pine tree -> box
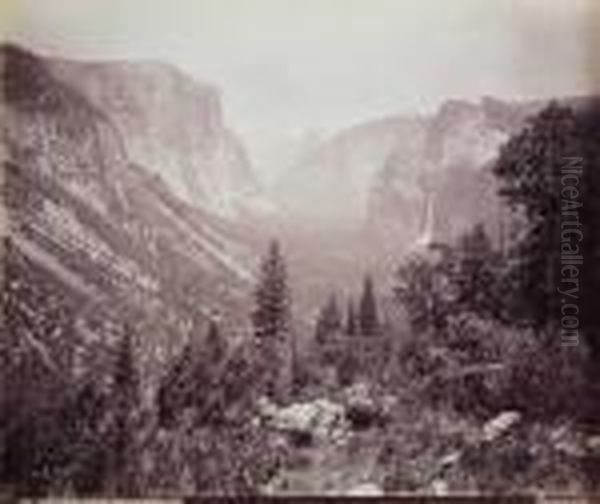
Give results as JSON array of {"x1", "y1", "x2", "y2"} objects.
[
  {"x1": 251, "y1": 240, "x2": 292, "y2": 397},
  {"x1": 110, "y1": 328, "x2": 140, "y2": 494},
  {"x1": 252, "y1": 240, "x2": 291, "y2": 341},
  {"x1": 358, "y1": 274, "x2": 379, "y2": 336},
  {"x1": 203, "y1": 319, "x2": 229, "y2": 424},
  {"x1": 346, "y1": 298, "x2": 357, "y2": 336},
  {"x1": 492, "y1": 101, "x2": 581, "y2": 326}
]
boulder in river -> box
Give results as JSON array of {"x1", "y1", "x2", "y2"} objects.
[
  {"x1": 258, "y1": 396, "x2": 347, "y2": 445},
  {"x1": 344, "y1": 382, "x2": 393, "y2": 430}
]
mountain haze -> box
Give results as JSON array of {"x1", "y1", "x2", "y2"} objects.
[{"x1": 277, "y1": 97, "x2": 547, "y2": 254}]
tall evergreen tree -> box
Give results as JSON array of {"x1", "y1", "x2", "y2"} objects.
[
  {"x1": 110, "y1": 328, "x2": 140, "y2": 494},
  {"x1": 252, "y1": 240, "x2": 291, "y2": 341},
  {"x1": 203, "y1": 319, "x2": 229, "y2": 423},
  {"x1": 358, "y1": 274, "x2": 379, "y2": 336},
  {"x1": 251, "y1": 240, "x2": 292, "y2": 397}
]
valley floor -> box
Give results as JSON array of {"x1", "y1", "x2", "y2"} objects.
[{"x1": 255, "y1": 384, "x2": 593, "y2": 496}]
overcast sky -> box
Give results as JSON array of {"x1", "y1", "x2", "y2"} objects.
[{"x1": 4, "y1": 0, "x2": 598, "y2": 180}]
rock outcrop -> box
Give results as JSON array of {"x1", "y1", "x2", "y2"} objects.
[{"x1": 48, "y1": 52, "x2": 269, "y2": 219}]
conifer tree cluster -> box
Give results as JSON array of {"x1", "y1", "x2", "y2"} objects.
[
  {"x1": 314, "y1": 274, "x2": 380, "y2": 342},
  {"x1": 4, "y1": 324, "x2": 145, "y2": 494},
  {"x1": 493, "y1": 102, "x2": 581, "y2": 326},
  {"x1": 315, "y1": 293, "x2": 342, "y2": 343},
  {"x1": 493, "y1": 101, "x2": 600, "y2": 430},
  {"x1": 157, "y1": 318, "x2": 228, "y2": 428}
]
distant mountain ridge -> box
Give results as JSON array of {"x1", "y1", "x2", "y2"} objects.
[
  {"x1": 272, "y1": 116, "x2": 429, "y2": 226},
  {"x1": 369, "y1": 97, "x2": 546, "y2": 250},
  {"x1": 276, "y1": 96, "x2": 552, "y2": 253}
]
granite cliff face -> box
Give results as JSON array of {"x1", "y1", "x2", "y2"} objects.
[
  {"x1": 278, "y1": 97, "x2": 545, "y2": 253},
  {"x1": 273, "y1": 117, "x2": 428, "y2": 227},
  {"x1": 48, "y1": 56, "x2": 268, "y2": 219},
  {"x1": 369, "y1": 97, "x2": 543, "y2": 249},
  {"x1": 1, "y1": 45, "x2": 257, "y2": 425}
]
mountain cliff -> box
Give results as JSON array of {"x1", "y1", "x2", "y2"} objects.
[
  {"x1": 273, "y1": 117, "x2": 428, "y2": 227},
  {"x1": 369, "y1": 97, "x2": 543, "y2": 252},
  {"x1": 47, "y1": 54, "x2": 269, "y2": 219},
  {"x1": 277, "y1": 97, "x2": 546, "y2": 254},
  {"x1": 1, "y1": 45, "x2": 257, "y2": 430}
]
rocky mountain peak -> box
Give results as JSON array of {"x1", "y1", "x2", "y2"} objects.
[{"x1": 42, "y1": 53, "x2": 266, "y2": 219}]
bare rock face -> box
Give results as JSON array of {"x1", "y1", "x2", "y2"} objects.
[
  {"x1": 2, "y1": 45, "x2": 257, "y2": 425},
  {"x1": 274, "y1": 116, "x2": 427, "y2": 227},
  {"x1": 258, "y1": 396, "x2": 348, "y2": 445},
  {"x1": 278, "y1": 97, "x2": 544, "y2": 255},
  {"x1": 48, "y1": 55, "x2": 267, "y2": 219},
  {"x1": 369, "y1": 98, "x2": 545, "y2": 252}
]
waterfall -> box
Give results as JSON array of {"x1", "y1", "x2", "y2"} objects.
[{"x1": 414, "y1": 191, "x2": 435, "y2": 248}]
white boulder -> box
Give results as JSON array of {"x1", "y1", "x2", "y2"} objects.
[
  {"x1": 483, "y1": 410, "x2": 522, "y2": 442},
  {"x1": 259, "y1": 396, "x2": 347, "y2": 443}
]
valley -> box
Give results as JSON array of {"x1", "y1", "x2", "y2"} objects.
[{"x1": 1, "y1": 43, "x2": 596, "y2": 496}]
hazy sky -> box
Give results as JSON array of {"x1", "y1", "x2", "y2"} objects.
[{"x1": 4, "y1": 0, "x2": 598, "y2": 180}]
